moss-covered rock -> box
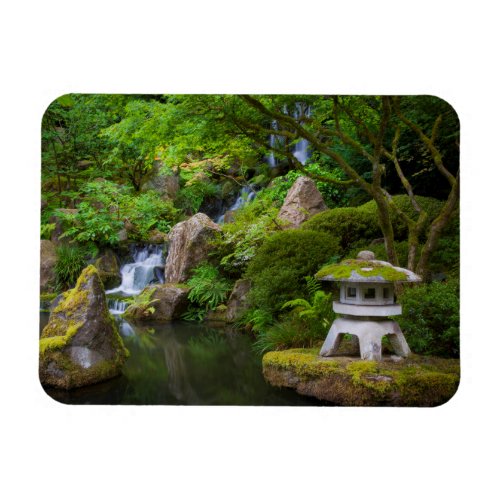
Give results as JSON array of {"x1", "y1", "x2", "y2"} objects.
[
  {"x1": 94, "y1": 249, "x2": 121, "y2": 289},
  {"x1": 39, "y1": 265, "x2": 128, "y2": 390},
  {"x1": 262, "y1": 348, "x2": 460, "y2": 406},
  {"x1": 123, "y1": 283, "x2": 190, "y2": 322}
]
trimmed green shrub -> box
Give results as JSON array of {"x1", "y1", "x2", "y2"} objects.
[
  {"x1": 397, "y1": 279, "x2": 459, "y2": 357},
  {"x1": 302, "y1": 206, "x2": 380, "y2": 254},
  {"x1": 245, "y1": 229, "x2": 340, "y2": 315}
]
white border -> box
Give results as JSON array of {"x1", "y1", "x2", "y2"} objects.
[{"x1": 2, "y1": 1, "x2": 499, "y2": 499}]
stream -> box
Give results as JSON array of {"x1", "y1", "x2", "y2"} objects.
[{"x1": 40, "y1": 312, "x2": 318, "y2": 405}]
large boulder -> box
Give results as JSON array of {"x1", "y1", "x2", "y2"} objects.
[
  {"x1": 94, "y1": 249, "x2": 121, "y2": 289},
  {"x1": 226, "y1": 279, "x2": 251, "y2": 322},
  {"x1": 278, "y1": 176, "x2": 327, "y2": 228},
  {"x1": 123, "y1": 284, "x2": 190, "y2": 322},
  {"x1": 164, "y1": 213, "x2": 221, "y2": 283},
  {"x1": 39, "y1": 265, "x2": 128, "y2": 390},
  {"x1": 40, "y1": 239, "x2": 57, "y2": 292}
]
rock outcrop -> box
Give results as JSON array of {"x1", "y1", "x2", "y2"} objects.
[
  {"x1": 40, "y1": 239, "x2": 57, "y2": 292},
  {"x1": 39, "y1": 265, "x2": 128, "y2": 390},
  {"x1": 123, "y1": 284, "x2": 190, "y2": 322},
  {"x1": 262, "y1": 348, "x2": 460, "y2": 407},
  {"x1": 225, "y1": 279, "x2": 251, "y2": 322},
  {"x1": 141, "y1": 161, "x2": 180, "y2": 200},
  {"x1": 278, "y1": 176, "x2": 327, "y2": 227},
  {"x1": 94, "y1": 249, "x2": 121, "y2": 289},
  {"x1": 164, "y1": 213, "x2": 221, "y2": 283}
]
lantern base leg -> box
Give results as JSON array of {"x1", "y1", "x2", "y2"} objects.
[{"x1": 320, "y1": 317, "x2": 411, "y2": 361}]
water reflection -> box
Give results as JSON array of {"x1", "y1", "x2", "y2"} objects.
[{"x1": 41, "y1": 314, "x2": 319, "y2": 406}]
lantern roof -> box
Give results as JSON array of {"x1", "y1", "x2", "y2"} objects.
[{"x1": 316, "y1": 250, "x2": 422, "y2": 284}]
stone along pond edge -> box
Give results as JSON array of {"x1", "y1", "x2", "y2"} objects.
[{"x1": 262, "y1": 348, "x2": 460, "y2": 407}]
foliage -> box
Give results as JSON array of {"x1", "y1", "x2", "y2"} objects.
[
  {"x1": 253, "y1": 276, "x2": 335, "y2": 354},
  {"x1": 245, "y1": 229, "x2": 340, "y2": 315},
  {"x1": 54, "y1": 245, "x2": 88, "y2": 291},
  {"x1": 359, "y1": 195, "x2": 447, "y2": 241},
  {"x1": 267, "y1": 166, "x2": 350, "y2": 208},
  {"x1": 252, "y1": 317, "x2": 327, "y2": 355},
  {"x1": 123, "y1": 287, "x2": 160, "y2": 318},
  {"x1": 397, "y1": 279, "x2": 459, "y2": 357},
  {"x1": 186, "y1": 264, "x2": 233, "y2": 313},
  {"x1": 41, "y1": 223, "x2": 56, "y2": 240},
  {"x1": 56, "y1": 180, "x2": 179, "y2": 246},
  {"x1": 302, "y1": 205, "x2": 380, "y2": 255},
  {"x1": 122, "y1": 191, "x2": 179, "y2": 240}
]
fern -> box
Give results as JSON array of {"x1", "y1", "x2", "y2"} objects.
[{"x1": 187, "y1": 264, "x2": 232, "y2": 311}]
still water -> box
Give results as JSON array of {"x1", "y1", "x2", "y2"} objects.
[{"x1": 40, "y1": 313, "x2": 318, "y2": 405}]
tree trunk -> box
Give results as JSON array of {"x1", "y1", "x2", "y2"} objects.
[
  {"x1": 416, "y1": 178, "x2": 459, "y2": 280},
  {"x1": 373, "y1": 191, "x2": 399, "y2": 266}
]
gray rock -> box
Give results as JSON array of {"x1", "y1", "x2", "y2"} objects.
[
  {"x1": 357, "y1": 250, "x2": 375, "y2": 260},
  {"x1": 278, "y1": 176, "x2": 327, "y2": 227},
  {"x1": 95, "y1": 249, "x2": 121, "y2": 289},
  {"x1": 123, "y1": 284, "x2": 190, "y2": 322},
  {"x1": 142, "y1": 161, "x2": 180, "y2": 200},
  {"x1": 226, "y1": 279, "x2": 251, "y2": 322},
  {"x1": 164, "y1": 213, "x2": 221, "y2": 283},
  {"x1": 40, "y1": 239, "x2": 57, "y2": 292},
  {"x1": 39, "y1": 265, "x2": 128, "y2": 390}
]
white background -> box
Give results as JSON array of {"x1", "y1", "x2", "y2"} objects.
[{"x1": 1, "y1": 1, "x2": 498, "y2": 499}]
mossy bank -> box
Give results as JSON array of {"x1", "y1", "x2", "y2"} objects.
[{"x1": 262, "y1": 348, "x2": 460, "y2": 406}]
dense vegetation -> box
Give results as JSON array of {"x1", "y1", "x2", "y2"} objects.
[{"x1": 41, "y1": 94, "x2": 460, "y2": 358}]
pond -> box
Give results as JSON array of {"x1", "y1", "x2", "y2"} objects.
[{"x1": 40, "y1": 313, "x2": 320, "y2": 406}]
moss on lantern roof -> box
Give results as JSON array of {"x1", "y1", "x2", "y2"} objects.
[{"x1": 316, "y1": 259, "x2": 416, "y2": 283}]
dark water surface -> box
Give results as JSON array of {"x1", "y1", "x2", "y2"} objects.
[{"x1": 40, "y1": 313, "x2": 319, "y2": 405}]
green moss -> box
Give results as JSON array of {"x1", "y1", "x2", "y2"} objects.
[
  {"x1": 262, "y1": 348, "x2": 460, "y2": 406},
  {"x1": 264, "y1": 349, "x2": 340, "y2": 378},
  {"x1": 40, "y1": 321, "x2": 84, "y2": 356},
  {"x1": 316, "y1": 259, "x2": 408, "y2": 282},
  {"x1": 40, "y1": 292, "x2": 58, "y2": 302}
]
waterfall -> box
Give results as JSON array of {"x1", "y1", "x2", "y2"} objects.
[
  {"x1": 106, "y1": 245, "x2": 165, "y2": 297},
  {"x1": 267, "y1": 103, "x2": 311, "y2": 167},
  {"x1": 215, "y1": 185, "x2": 256, "y2": 224},
  {"x1": 107, "y1": 298, "x2": 129, "y2": 315},
  {"x1": 292, "y1": 103, "x2": 311, "y2": 165},
  {"x1": 267, "y1": 120, "x2": 278, "y2": 168}
]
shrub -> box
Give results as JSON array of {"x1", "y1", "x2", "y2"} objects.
[
  {"x1": 302, "y1": 206, "x2": 380, "y2": 254},
  {"x1": 245, "y1": 229, "x2": 340, "y2": 315},
  {"x1": 123, "y1": 191, "x2": 179, "y2": 240},
  {"x1": 54, "y1": 245, "x2": 88, "y2": 291},
  {"x1": 397, "y1": 279, "x2": 459, "y2": 357}
]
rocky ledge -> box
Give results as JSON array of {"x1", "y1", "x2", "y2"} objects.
[{"x1": 262, "y1": 348, "x2": 460, "y2": 407}]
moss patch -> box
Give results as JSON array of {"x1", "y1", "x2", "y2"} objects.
[
  {"x1": 262, "y1": 348, "x2": 460, "y2": 406},
  {"x1": 316, "y1": 259, "x2": 408, "y2": 282}
]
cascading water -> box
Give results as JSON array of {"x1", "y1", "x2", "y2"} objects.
[
  {"x1": 106, "y1": 245, "x2": 165, "y2": 297},
  {"x1": 267, "y1": 103, "x2": 311, "y2": 166},
  {"x1": 292, "y1": 103, "x2": 311, "y2": 164},
  {"x1": 215, "y1": 185, "x2": 256, "y2": 224},
  {"x1": 267, "y1": 120, "x2": 279, "y2": 168}
]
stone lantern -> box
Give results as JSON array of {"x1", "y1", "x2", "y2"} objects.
[{"x1": 315, "y1": 250, "x2": 421, "y2": 361}]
